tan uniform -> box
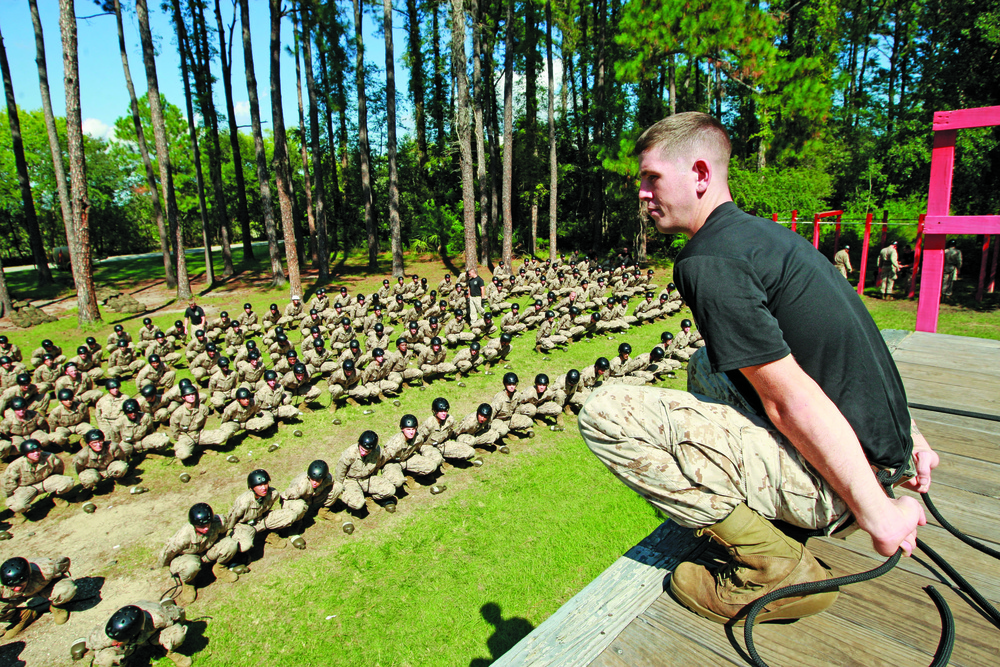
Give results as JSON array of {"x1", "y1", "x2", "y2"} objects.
[
  {"x1": 31, "y1": 362, "x2": 61, "y2": 396},
  {"x1": 185, "y1": 336, "x2": 208, "y2": 362},
  {"x1": 325, "y1": 367, "x2": 363, "y2": 403},
  {"x1": 169, "y1": 402, "x2": 234, "y2": 461},
  {"x1": 359, "y1": 359, "x2": 400, "y2": 398},
  {"x1": 1, "y1": 409, "x2": 52, "y2": 454},
  {"x1": 225, "y1": 488, "x2": 297, "y2": 552},
  {"x1": 535, "y1": 318, "x2": 568, "y2": 351},
  {"x1": 417, "y1": 346, "x2": 456, "y2": 379},
  {"x1": 419, "y1": 414, "x2": 473, "y2": 462},
  {"x1": 220, "y1": 398, "x2": 274, "y2": 433},
  {"x1": 490, "y1": 389, "x2": 533, "y2": 433},
  {"x1": 279, "y1": 301, "x2": 304, "y2": 327},
  {"x1": 281, "y1": 471, "x2": 336, "y2": 523},
  {"x1": 254, "y1": 384, "x2": 300, "y2": 421},
  {"x1": 516, "y1": 387, "x2": 564, "y2": 419},
  {"x1": 878, "y1": 245, "x2": 901, "y2": 297},
  {"x1": 238, "y1": 310, "x2": 261, "y2": 334},
  {"x1": 106, "y1": 346, "x2": 144, "y2": 379},
  {"x1": 833, "y1": 248, "x2": 853, "y2": 278},
  {"x1": 452, "y1": 412, "x2": 502, "y2": 452},
  {"x1": 452, "y1": 348, "x2": 484, "y2": 375},
  {"x1": 110, "y1": 411, "x2": 171, "y2": 457},
  {"x1": 381, "y1": 430, "x2": 442, "y2": 485},
  {"x1": 189, "y1": 351, "x2": 220, "y2": 383},
  {"x1": 95, "y1": 391, "x2": 130, "y2": 434},
  {"x1": 86, "y1": 600, "x2": 187, "y2": 667},
  {"x1": 332, "y1": 444, "x2": 395, "y2": 510},
  {"x1": 73, "y1": 442, "x2": 129, "y2": 488},
  {"x1": 46, "y1": 401, "x2": 94, "y2": 447},
  {"x1": 135, "y1": 362, "x2": 176, "y2": 393},
  {"x1": 208, "y1": 369, "x2": 240, "y2": 409},
  {"x1": 0, "y1": 557, "x2": 77, "y2": 612},
  {"x1": 385, "y1": 349, "x2": 423, "y2": 385},
  {"x1": 2, "y1": 452, "x2": 74, "y2": 513},
  {"x1": 158, "y1": 516, "x2": 237, "y2": 583},
  {"x1": 54, "y1": 372, "x2": 103, "y2": 406}
]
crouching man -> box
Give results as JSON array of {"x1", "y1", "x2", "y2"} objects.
[
  {"x1": 158, "y1": 503, "x2": 238, "y2": 606},
  {"x1": 1, "y1": 555, "x2": 77, "y2": 639},
  {"x1": 75, "y1": 601, "x2": 192, "y2": 667}
]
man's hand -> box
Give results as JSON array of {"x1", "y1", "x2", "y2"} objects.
[
  {"x1": 864, "y1": 495, "x2": 926, "y2": 557},
  {"x1": 900, "y1": 429, "x2": 939, "y2": 494}
]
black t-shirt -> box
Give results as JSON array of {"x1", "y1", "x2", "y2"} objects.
[
  {"x1": 674, "y1": 202, "x2": 912, "y2": 470},
  {"x1": 468, "y1": 276, "x2": 485, "y2": 297},
  {"x1": 184, "y1": 306, "x2": 205, "y2": 326}
]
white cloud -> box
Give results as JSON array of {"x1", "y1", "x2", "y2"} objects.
[
  {"x1": 234, "y1": 101, "x2": 250, "y2": 123},
  {"x1": 83, "y1": 118, "x2": 115, "y2": 141}
]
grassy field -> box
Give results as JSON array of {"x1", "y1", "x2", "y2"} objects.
[{"x1": 2, "y1": 246, "x2": 997, "y2": 666}]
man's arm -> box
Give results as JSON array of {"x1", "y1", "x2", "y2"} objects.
[{"x1": 740, "y1": 354, "x2": 933, "y2": 557}]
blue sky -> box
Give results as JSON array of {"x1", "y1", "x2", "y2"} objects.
[{"x1": 0, "y1": 0, "x2": 403, "y2": 140}]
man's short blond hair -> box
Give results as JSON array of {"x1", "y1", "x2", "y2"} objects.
[{"x1": 633, "y1": 112, "x2": 731, "y2": 168}]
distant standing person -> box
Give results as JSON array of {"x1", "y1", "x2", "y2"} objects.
[
  {"x1": 942, "y1": 239, "x2": 962, "y2": 297},
  {"x1": 877, "y1": 241, "x2": 901, "y2": 299},
  {"x1": 183, "y1": 300, "x2": 205, "y2": 341},
  {"x1": 467, "y1": 269, "x2": 486, "y2": 324},
  {"x1": 833, "y1": 244, "x2": 852, "y2": 279}
]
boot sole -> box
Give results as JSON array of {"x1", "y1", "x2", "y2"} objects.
[{"x1": 669, "y1": 575, "x2": 839, "y2": 625}]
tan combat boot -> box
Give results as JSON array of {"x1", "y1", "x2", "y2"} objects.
[
  {"x1": 51, "y1": 604, "x2": 70, "y2": 625},
  {"x1": 175, "y1": 582, "x2": 197, "y2": 606},
  {"x1": 212, "y1": 562, "x2": 239, "y2": 583},
  {"x1": 264, "y1": 532, "x2": 287, "y2": 549},
  {"x1": 165, "y1": 651, "x2": 193, "y2": 667},
  {"x1": 669, "y1": 503, "x2": 838, "y2": 625},
  {"x1": 3, "y1": 608, "x2": 40, "y2": 639}
]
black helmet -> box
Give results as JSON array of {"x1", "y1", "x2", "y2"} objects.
[
  {"x1": 0, "y1": 336, "x2": 6, "y2": 344},
  {"x1": 667, "y1": 282, "x2": 676, "y2": 290},
  {"x1": 400, "y1": 414, "x2": 418, "y2": 429},
  {"x1": 512, "y1": 302, "x2": 520, "y2": 310},
  {"x1": 535, "y1": 373, "x2": 549, "y2": 386},
  {"x1": 106, "y1": 606, "x2": 144, "y2": 642},
  {"x1": 309, "y1": 326, "x2": 321, "y2": 335},
  {"x1": 9, "y1": 397, "x2": 26, "y2": 411},
  {"x1": 155, "y1": 331, "x2": 166, "y2": 339},
  {"x1": 373, "y1": 347, "x2": 385, "y2": 358},
  {"x1": 77, "y1": 345, "x2": 88, "y2": 356},
  {"x1": 341, "y1": 317, "x2": 351, "y2": 326},
  {"x1": 57, "y1": 388, "x2": 74, "y2": 402},
  {"x1": 248, "y1": 350, "x2": 261, "y2": 360},
  {"x1": 106, "y1": 378, "x2": 121, "y2": 390},
  {"x1": 247, "y1": 469, "x2": 270, "y2": 488},
  {"x1": 661, "y1": 331, "x2": 674, "y2": 343},
  {"x1": 308, "y1": 460, "x2": 329, "y2": 481},
  {"x1": 15, "y1": 373, "x2": 30, "y2": 386},
  {"x1": 470, "y1": 342, "x2": 480, "y2": 352},
  {"x1": 123, "y1": 399, "x2": 140, "y2": 414},
  {"x1": 681, "y1": 318, "x2": 692, "y2": 328},
  {"x1": 114, "y1": 324, "x2": 124, "y2": 333},
  {"x1": 408, "y1": 321, "x2": 418, "y2": 330},
  {"x1": 570, "y1": 306, "x2": 581, "y2": 316},
  {"x1": 180, "y1": 384, "x2": 198, "y2": 397},
  {"x1": 503, "y1": 372, "x2": 518, "y2": 386},
  {"x1": 483, "y1": 312, "x2": 493, "y2": 321},
  {"x1": 285, "y1": 350, "x2": 297, "y2": 359},
  {"x1": 196, "y1": 329, "x2": 206, "y2": 338},
  {"x1": 358, "y1": 430, "x2": 379, "y2": 449},
  {"x1": 545, "y1": 310, "x2": 555, "y2": 318},
  {"x1": 591, "y1": 312, "x2": 601, "y2": 321},
  {"x1": 374, "y1": 323, "x2": 384, "y2": 333},
  {"x1": 236, "y1": 387, "x2": 251, "y2": 400},
  {"x1": 220, "y1": 311, "x2": 230, "y2": 319},
  {"x1": 618, "y1": 343, "x2": 632, "y2": 356},
  {"x1": 500, "y1": 333, "x2": 512, "y2": 344},
  {"x1": 140, "y1": 384, "x2": 157, "y2": 399},
  {"x1": 246, "y1": 340, "x2": 257, "y2": 350},
  {"x1": 428, "y1": 316, "x2": 438, "y2": 325},
  {"x1": 477, "y1": 403, "x2": 493, "y2": 419},
  {"x1": 432, "y1": 397, "x2": 450, "y2": 413},
  {"x1": 293, "y1": 362, "x2": 308, "y2": 375},
  {"x1": 349, "y1": 339, "x2": 361, "y2": 350},
  {"x1": 264, "y1": 370, "x2": 278, "y2": 382},
  {"x1": 534, "y1": 300, "x2": 543, "y2": 307},
  {"x1": 270, "y1": 303, "x2": 278, "y2": 311},
  {"x1": 0, "y1": 557, "x2": 30, "y2": 588},
  {"x1": 142, "y1": 318, "x2": 152, "y2": 326},
  {"x1": 312, "y1": 338, "x2": 325, "y2": 348},
  {"x1": 86, "y1": 336, "x2": 97, "y2": 346},
  {"x1": 217, "y1": 356, "x2": 230, "y2": 368},
  {"x1": 310, "y1": 308, "x2": 318, "y2": 316},
  {"x1": 566, "y1": 369, "x2": 581, "y2": 385},
  {"x1": 594, "y1": 356, "x2": 611, "y2": 372},
  {"x1": 650, "y1": 347, "x2": 665, "y2": 362},
  {"x1": 19, "y1": 439, "x2": 41, "y2": 455},
  {"x1": 342, "y1": 359, "x2": 355, "y2": 374},
  {"x1": 431, "y1": 337, "x2": 442, "y2": 347},
  {"x1": 206, "y1": 343, "x2": 218, "y2": 352},
  {"x1": 189, "y1": 503, "x2": 213, "y2": 527}
]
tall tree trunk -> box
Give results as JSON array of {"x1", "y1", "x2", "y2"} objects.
[
  {"x1": 591, "y1": 0, "x2": 606, "y2": 251},
  {"x1": 451, "y1": 0, "x2": 477, "y2": 270},
  {"x1": 317, "y1": 37, "x2": 341, "y2": 246},
  {"x1": 353, "y1": 0, "x2": 378, "y2": 269},
  {"x1": 472, "y1": 0, "x2": 489, "y2": 267},
  {"x1": 136, "y1": 0, "x2": 190, "y2": 299},
  {"x1": 214, "y1": 0, "x2": 253, "y2": 261},
  {"x1": 668, "y1": 54, "x2": 676, "y2": 115},
  {"x1": 112, "y1": 0, "x2": 173, "y2": 287},
  {"x1": 406, "y1": 0, "x2": 427, "y2": 173},
  {"x1": 485, "y1": 24, "x2": 500, "y2": 253},
  {"x1": 191, "y1": 0, "x2": 234, "y2": 279},
  {"x1": 58, "y1": 0, "x2": 100, "y2": 324},
  {"x1": 302, "y1": 3, "x2": 329, "y2": 278},
  {"x1": 270, "y1": 0, "x2": 302, "y2": 297},
  {"x1": 501, "y1": 0, "x2": 514, "y2": 266},
  {"x1": 292, "y1": 7, "x2": 317, "y2": 267},
  {"x1": 431, "y1": 3, "x2": 446, "y2": 155},
  {"x1": 0, "y1": 256, "x2": 12, "y2": 317},
  {"x1": 239, "y1": 0, "x2": 284, "y2": 286},
  {"x1": 545, "y1": 0, "x2": 557, "y2": 260},
  {"x1": 170, "y1": 0, "x2": 214, "y2": 288},
  {"x1": 384, "y1": 0, "x2": 404, "y2": 277},
  {"x1": 0, "y1": 25, "x2": 52, "y2": 285},
  {"x1": 526, "y1": 0, "x2": 538, "y2": 256},
  {"x1": 28, "y1": 0, "x2": 71, "y2": 273}
]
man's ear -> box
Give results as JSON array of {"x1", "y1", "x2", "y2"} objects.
[{"x1": 694, "y1": 159, "x2": 711, "y2": 194}]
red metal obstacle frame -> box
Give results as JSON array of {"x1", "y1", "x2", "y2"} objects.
[{"x1": 916, "y1": 106, "x2": 1000, "y2": 332}]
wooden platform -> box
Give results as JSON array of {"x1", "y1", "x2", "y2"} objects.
[{"x1": 495, "y1": 330, "x2": 1000, "y2": 667}]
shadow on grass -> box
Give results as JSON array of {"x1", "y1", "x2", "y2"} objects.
[{"x1": 469, "y1": 602, "x2": 535, "y2": 667}]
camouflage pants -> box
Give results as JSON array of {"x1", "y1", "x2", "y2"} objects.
[
  {"x1": 79, "y1": 461, "x2": 129, "y2": 488},
  {"x1": 336, "y1": 475, "x2": 396, "y2": 510},
  {"x1": 578, "y1": 349, "x2": 847, "y2": 531},
  {"x1": 457, "y1": 426, "x2": 504, "y2": 448},
  {"x1": 118, "y1": 432, "x2": 172, "y2": 458},
  {"x1": 538, "y1": 335, "x2": 568, "y2": 351},
  {"x1": 382, "y1": 446, "x2": 444, "y2": 485},
  {"x1": 174, "y1": 424, "x2": 237, "y2": 461},
  {"x1": 6, "y1": 475, "x2": 75, "y2": 513},
  {"x1": 169, "y1": 541, "x2": 238, "y2": 582},
  {"x1": 231, "y1": 509, "x2": 299, "y2": 552},
  {"x1": 517, "y1": 403, "x2": 562, "y2": 419}
]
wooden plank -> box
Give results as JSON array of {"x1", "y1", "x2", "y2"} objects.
[
  {"x1": 493, "y1": 520, "x2": 707, "y2": 667},
  {"x1": 902, "y1": 331, "x2": 1000, "y2": 351},
  {"x1": 894, "y1": 353, "x2": 1000, "y2": 379},
  {"x1": 914, "y1": 409, "x2": 1000, "y2": 465},
  {"x1": 811, "y1": 540, "x2": 1000, "y2": 667},
  {"x1": 931, "y1": 450, "x2": 1000, "y2": 499},
  {"x1": 896, "y1": 484, "x2": 1000, "y2": 545}
]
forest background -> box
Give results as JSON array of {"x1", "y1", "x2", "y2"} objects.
[{"x1": 0, "y1": 0, "x2": 998, "y2": 323}]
